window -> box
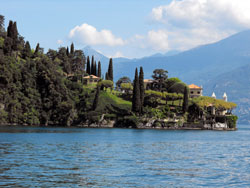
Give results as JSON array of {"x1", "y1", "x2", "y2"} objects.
[
  {"x1": 191, "y1": 91, "x2": 194, "y2": 94},
  {"x1": 197, "y1": 91, "x2": 200, "y2": 94}
]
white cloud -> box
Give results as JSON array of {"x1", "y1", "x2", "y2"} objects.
[
  {"x1": 151, "y1": 0, "x2": 250, "y2": 29},
  {"x1": 147, "y1": 30, "x2": 169, "y2": 51},
  {"x1": 130, "y1": 30, "x2": 169, "y2": 51},
  {"x1": 109, "y1": 51, "x2": 125, "y2": 58},
  {"x1": 149, "y1": 0, "x2": 250, "y2": 50},
  {"x1": 69, "y1": 23, "x2": 125, "y2": 46},
  {"x1": 57, "y1": 39, "x2": 63, "y2": 45}
]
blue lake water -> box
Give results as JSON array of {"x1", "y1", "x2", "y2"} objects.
[{"x1": 0, "y1": 125, "x2": 250, "y2": 187}]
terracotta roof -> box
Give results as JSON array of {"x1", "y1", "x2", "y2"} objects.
[
  {"x1": 189, "y1": 84, "x2": 202, "y2": 89},
  {"x1": 83, "y1": 75, "x2": 100, "y2": 79},
  {"x1": 144, "y1": 79, "x2": 154, "y2": 83}
]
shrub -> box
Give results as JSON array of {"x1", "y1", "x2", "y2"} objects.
[
  {"x1": 226, "y1": 115, "x2": 238, "y2": 128},
  {"x1": 115, "y1": 115, "x2": 138, "y2": 128}
]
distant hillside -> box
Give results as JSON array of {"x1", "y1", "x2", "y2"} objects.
[
  {"x1": 204, "y1": 63, "x2": 250, "y2": 124},
  {"x1": 114, "y1": 30, "x2": 250, "y2": 83},
  {"x1": 82, "y1": 46, "x2": 130, "y2": 76},
  {"x1": 83, "y1": 31, "x2": 250, "y2": 123}
]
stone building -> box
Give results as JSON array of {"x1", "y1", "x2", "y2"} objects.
[
  {"x1": 83, "y1": 75, "x2": 100, "y2": 85},
  {"x1": 189, "y1": 84, "x2": 203, "y2": 98}
]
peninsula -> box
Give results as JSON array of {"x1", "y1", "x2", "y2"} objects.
[{"x1": 0, "y1": 16, "x2": 238, "y2": 130}]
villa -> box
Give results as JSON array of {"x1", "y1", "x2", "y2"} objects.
[
  {"x1": 83, "y1": 75, "x2": 100, "y2": 85},
  {"x1": 189, "y1": 84, "x2": 203, "y2": 98}
]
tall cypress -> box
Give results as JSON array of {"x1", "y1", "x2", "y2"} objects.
[
  {"x1": 11, "y1": 22, "x2": 18, "y2": 51},
  {"x1": 105, "y1": 72, "x2": 109, "y2": 80},
  {"x1": 23, "y1": 41, "x2": 31, "y2": 58},
  {"x1": 91, "y1": 56, "x2": 94, "y2": 75},
  {"x1": 7, "y1": 20, "x2": 13, "y2": 38},
  {"x1": 97, "y1": 61, "x2": 101, "y2": 77},
  {"x1": 92, "y1": 86, "x2": 100, "y2": 110},
  {"x1": 139, "y1": 66, "x2": 144, "y2": 113},
  {"x1": 108, "y1": 58, "x2": 113, "y2": 81},
  {"x1": 90, "y1": 59, "x2": 94, "y2": 75},
  {"x1": 34, "y1": 43, "x2": 40, "y2": 56},
  {"x1": 132, "y1": 68, "x2": 141, "y2": 113},
  {"x1": 94, "y1": 61, "x2": 97, "y2": 76},
  {"x1": 70, "y1": 43, "x2": 74, "y2": 55},
  {"x1": 182, "y1": 86, "x2": 189, "y2": 113},
  {"x1": 66, "y1": 47, "x2": 69, "y2": 56},
  {"x1": 86, "y1": 56, "x2": 90, "y2": 75}
]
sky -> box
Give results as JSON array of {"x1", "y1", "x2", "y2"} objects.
[{"x1": 1, "y1": 0, "x2": 250, "y2": 58}]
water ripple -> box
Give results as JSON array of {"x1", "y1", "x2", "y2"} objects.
[{"x1": 0, "y1": 125, "x2": 250, "y2": 187}]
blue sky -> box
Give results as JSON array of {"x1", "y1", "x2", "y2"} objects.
[{"x1": 1, "y1": 0, "x2": 250, "y2": 58}]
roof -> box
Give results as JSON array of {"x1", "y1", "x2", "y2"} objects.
[
  {"x1": 189, "y1": 84, "x2": 202, "y2": 89},
  {"x1": 144, "y1": 79, "x2": 154, "y2": 83},
  {"x1": 83, "y1": 75, "x2": 100, "y2": 79}
]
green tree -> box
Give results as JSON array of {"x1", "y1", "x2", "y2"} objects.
[
  {"x1": 22, "y1": 41, "x2": 31, "y2": 58},
  {"x1": 11, "y1": 22, "x2": 18, "y2": 51},
  {"x1": 132, "y1": 68, "x2": 141, "y2": 113},
  {"x1": 90, "y1": 56, "x2": 94, "y2": 75},
  {"x1": 34, "y1": 43, "x2": 43, "y2": 57},
  {"x1": 97, "y1": 61, "x2": 101, "y2": 77},
  {"x1": 3, "y1": 37, "x2": 12, "y2": 55},
  {"x1": 98, "y1": 80, "x2": 113, "y2": 90},
  {"x1": 108, "y1": 58, "x2": 113, "y2": 81},
  {"x1": 86, "y1": 56, "x2": 90, "y2": 75},
  {"x1": 168, "y1": 82, "x2": 187, "y2": 94},
  {"x1": 182, "y1": 86, "x2": 189, "y2": 113},
  {"x1": 152, "y1": 69, "x2": 168, "y2": 91},
  {"x1": 139, "y1": 66, "x2": 144, "y2": 113},
  {"x1": 7, "y1": 20, "x2": 13, "y2": 38},
  {"x1": 70, "y1": 43, "x2": 74, "y2": 55},
  {"x1": 0, "y1": 15, "x2": 5, "y2": 35},
  {"x1": 165, "y1": 77, "x2": 182, "y2": 91},
  {"x1": 92, "y1": 86, "x2": 100, "y2": 110},
  {"x1": 93, "y1": 61, "x2": 97, "y2": 76},
  {"x1": 66, "y1": 46, "x2": 69, "y2": 56},
  {"x1": 105, "y1": 72, "x2": 109, "y2": 80},
  {"x1": 116, "y1": 76, "x2": 131, "y2": 89},
  {"x1": 120, "y1": 83, "x2": 133, "y2": 94}
]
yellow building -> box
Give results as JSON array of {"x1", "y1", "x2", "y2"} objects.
[
  {"x1": 189, "y1": 84, "x2": 203, "y2": 98},
  {"x1": 83, "y1": 75, "x2": 100, "y2": 85}
]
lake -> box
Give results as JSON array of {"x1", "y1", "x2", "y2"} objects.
[{"x1": 0, "y1": 125, "x2": 250, "y2": 187}]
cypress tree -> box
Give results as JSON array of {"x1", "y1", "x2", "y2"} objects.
[
  {"x1": 92, "y1": 86, "x2": 100, "y2": 110},
  {"x1": 139, "y1": 66, "x2": 145, "y2": 113},
  {"x1": 105, "y1": 72, "x2": 109, "y2": 80},
  {"x1": 182, "y1": 86, "x2": 189, "y2": 113},
  {"x1": 86, "y1": 56, "x2": 90, "y2": 75},
  {"x1": 94, "y1": 61, "x2": 97, "y2": 76},
  {"x1": 66, "y1": 47, "x2": 69, "y2": 56},
  {"x1": 91, "y1": 56, "x2": 94, "y2": 75},
  {"x1": 12, "y1": 22, "x2": 18, "y2": 50},
  {"x1": 7, "y1": 20, "x2": 13, "y2": 38},
  {"x1": 23, "y1": 41, "x2": 31, "y2": 58},
  {"x1": 34, "y1": 43, "x2": 40, "y2": 56},
  {"x1": 97, "y1": 61, "x2": 101, "y2": 77},
  {"x1": 0, "y1": 15, "x2": 4, "y2": 34},
  {"x1": 90, "y1": 59, "x2": 94, "y2": 75},
  {"x1": 132, "y1": 68, "x2": 141, "y2": 113},
  {"x1": 108, "y1": 58, "x2": 113, "y2": 81},
  {"x1": 70, "y1": 43, "x2": 74, "y2": 55}
]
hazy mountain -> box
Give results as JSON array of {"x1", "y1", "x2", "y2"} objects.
[
  {"x1": 82, "y1": 30, "x2": 250, "y2": 123},
  {"x1": 203, "y1": 63, "x2": 250, "y2": 124},
  {"x1": 145, "y1": 50, "x2": 181, "y2": 58},
  {"x1": 82, "y1": 46, "x2": 130, "y2": 76},
  {"x1": 114, "y1": 30, "x2": 250, "y2": 84}
]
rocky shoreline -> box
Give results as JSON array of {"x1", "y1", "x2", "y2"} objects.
[{"x1": 0, "y1": 118, "x2": 237, "y2": 131}]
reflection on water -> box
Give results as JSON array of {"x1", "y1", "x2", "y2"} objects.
[{"x1": 0, "y1": 125, "x2": 250, "y2": 187}]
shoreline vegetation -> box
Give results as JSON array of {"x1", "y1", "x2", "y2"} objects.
[{"x1": 0, "y1": 16, "x2": 238, "y2": 131}]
